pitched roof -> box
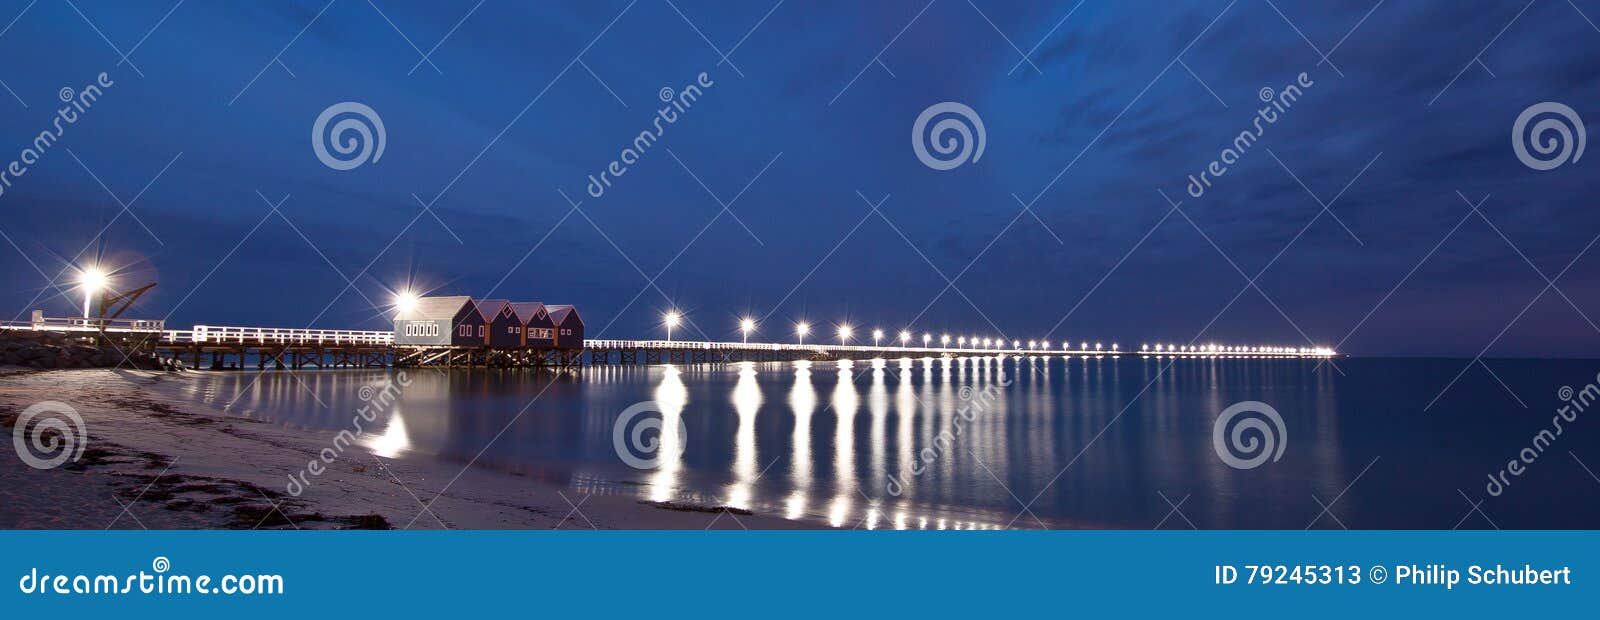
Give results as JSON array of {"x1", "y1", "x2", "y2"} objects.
[
  {"x1": 509, "y1": 302, "x2": 546, "y2": 324},
  {"x1": 546, "y1": 304, "x2": 581, "y2": 325},
  {"x1": 396, "y1": 295, "x2": 474, "y2": 322},
  {"x1": 475, "y1": 299, "x2": 511, "y2": 322}
]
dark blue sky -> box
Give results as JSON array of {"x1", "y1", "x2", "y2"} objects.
[{"x1": 1, "y1": 0, "x2": 1597, "y2": 356}]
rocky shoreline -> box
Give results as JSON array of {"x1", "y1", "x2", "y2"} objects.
[{"x1": 0, "y1": 330, "x2": 183, "y2": 371}]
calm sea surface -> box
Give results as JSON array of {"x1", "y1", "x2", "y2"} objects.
[{"x1": 177, "y1": 356, "x2": 1600, "y2": 529}]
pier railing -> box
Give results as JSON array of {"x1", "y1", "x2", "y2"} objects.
[
  {"x1": 0, "y1": 316, "x2": 166, "y2": 335},
  {"x1": 178, "y1": 325, "x2": 396, "y2": 346}
]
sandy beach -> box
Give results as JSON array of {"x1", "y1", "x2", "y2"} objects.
[{"x1": 0, "y1": 368, "x2": 817, "y2": 530}]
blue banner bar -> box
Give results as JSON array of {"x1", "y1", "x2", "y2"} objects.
[{"x1": 2, "y1": 531, "x2": 1592, "y2": 616}]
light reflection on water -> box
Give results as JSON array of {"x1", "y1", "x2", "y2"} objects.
[{"x1": 174, "y1": 356, "x2": 1600, "y2": 528}]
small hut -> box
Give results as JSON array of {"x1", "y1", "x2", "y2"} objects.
[
  {"x1": 546, "y1": 304, "x2": 584, "y2": 349},
  {"x1": 512, "y1": 301, "x2": 555, "y2": 349},
  {"x1": 393, "y1": 296, "x2": 486, "y2": 348}
]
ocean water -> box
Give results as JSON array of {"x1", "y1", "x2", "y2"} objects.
[{"x1": 178, "y1": 356, "x2": 1600, "y2": 529}]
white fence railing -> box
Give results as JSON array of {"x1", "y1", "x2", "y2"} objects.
[
  {"x1": 583, "y1": 339, "x2": 1335, "y2": 357},
  {"x1": 6, "y1": 313, "x2": 1335, "y2": 358},
  {"x1": 0, "y1": 317, "x2": 166, "y2": 334},
  {"x1": 184, "y1": 325, "x2": 395, "y2": 346}
]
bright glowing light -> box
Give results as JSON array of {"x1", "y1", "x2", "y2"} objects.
[
  {"x1": 899, "y1": 330, "x2": 911, "y2": 344},
  {"x1": 394, "y1": 290, "x2": 420, "y2": 316},
  {"x1": 958, "y1": 336, "x2": 966, "y2": 346},
  {"x1": 922, "y1": 333, "x2": 931, "y2": 346},
  {"x1": 78, "y1": 267, "x2": 108, "y2": 319},
  {"x1": 663, "y1": 310, "x2": 682, "y2": 342},
  {"x1": 796, "y1": 321, "x2": 811, "y2": 345},
  {"x1": 941, "y1": 334, "x2": 951, "y2": 346},
  {"x1": 872, "y1": 329, "x2": 884, "y2": 345},
  {"x1": 837, "y1": 324, "x2": 853, "y2": 344},
  {"x1": 740, "y1": 317, "x2": 756, "y2": 344},
  {"x1": 1041, "y1": 340, "x2": 1050, "y2": 350}
]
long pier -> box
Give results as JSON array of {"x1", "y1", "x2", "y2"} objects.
[{"x1": 1, "y1": 316, "x2": 1336, "y2": 371}]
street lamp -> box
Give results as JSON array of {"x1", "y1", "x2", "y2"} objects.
[
  {"x1": 663, "y1": 311, "x2": 682, "y2": 342},
  {"x1": 78, "y1": 267, "x2": 107, "y2": 319},
  {"x1": 872, "y1": 328, "x2": 884, "y2": 347},
  {"x1": 899, "y1": 330, "x2": 912, "y2": 346},
  {"x1": 940, "y1": 334, "x2": 950, "y2": 347},
  {"x1": 796, "y1": 321, "x2": 810, "y2": 345},
  {"x1": 393, "y1": 290, "x2": 420, "y2": 318},
  {"x1": 740, "y1": 317, "x2": 756, "y2": 344},
  {"x1": 838, "y1": 324, "x2": 853, "y2": 346}
]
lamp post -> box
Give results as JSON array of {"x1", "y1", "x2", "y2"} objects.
[
  {"x1": 664, "y1": 311, "x2": 682, "y2": 342},
  {"x1": 79, "y1": 267, "x2": 107, "y2": 320},
  {"x1": 740, "y1": 318, "x2": 755, "y2": 344},
  {"x1": 838, "y1": 324, "x2": 853, "y2": 346},
  {"x1": 796, "y1": 321, "x2": 810, "y2": 346},
  {"x1": 872, "y1": 329, "x2": 884, "y2": 347},
  {"x1": 394, "y1": 291, "x2": 420, "y2": 316}
]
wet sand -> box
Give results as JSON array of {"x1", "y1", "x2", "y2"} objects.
[{"x1": 0, "y1": 368, "x2": 816, "y2": 530}]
